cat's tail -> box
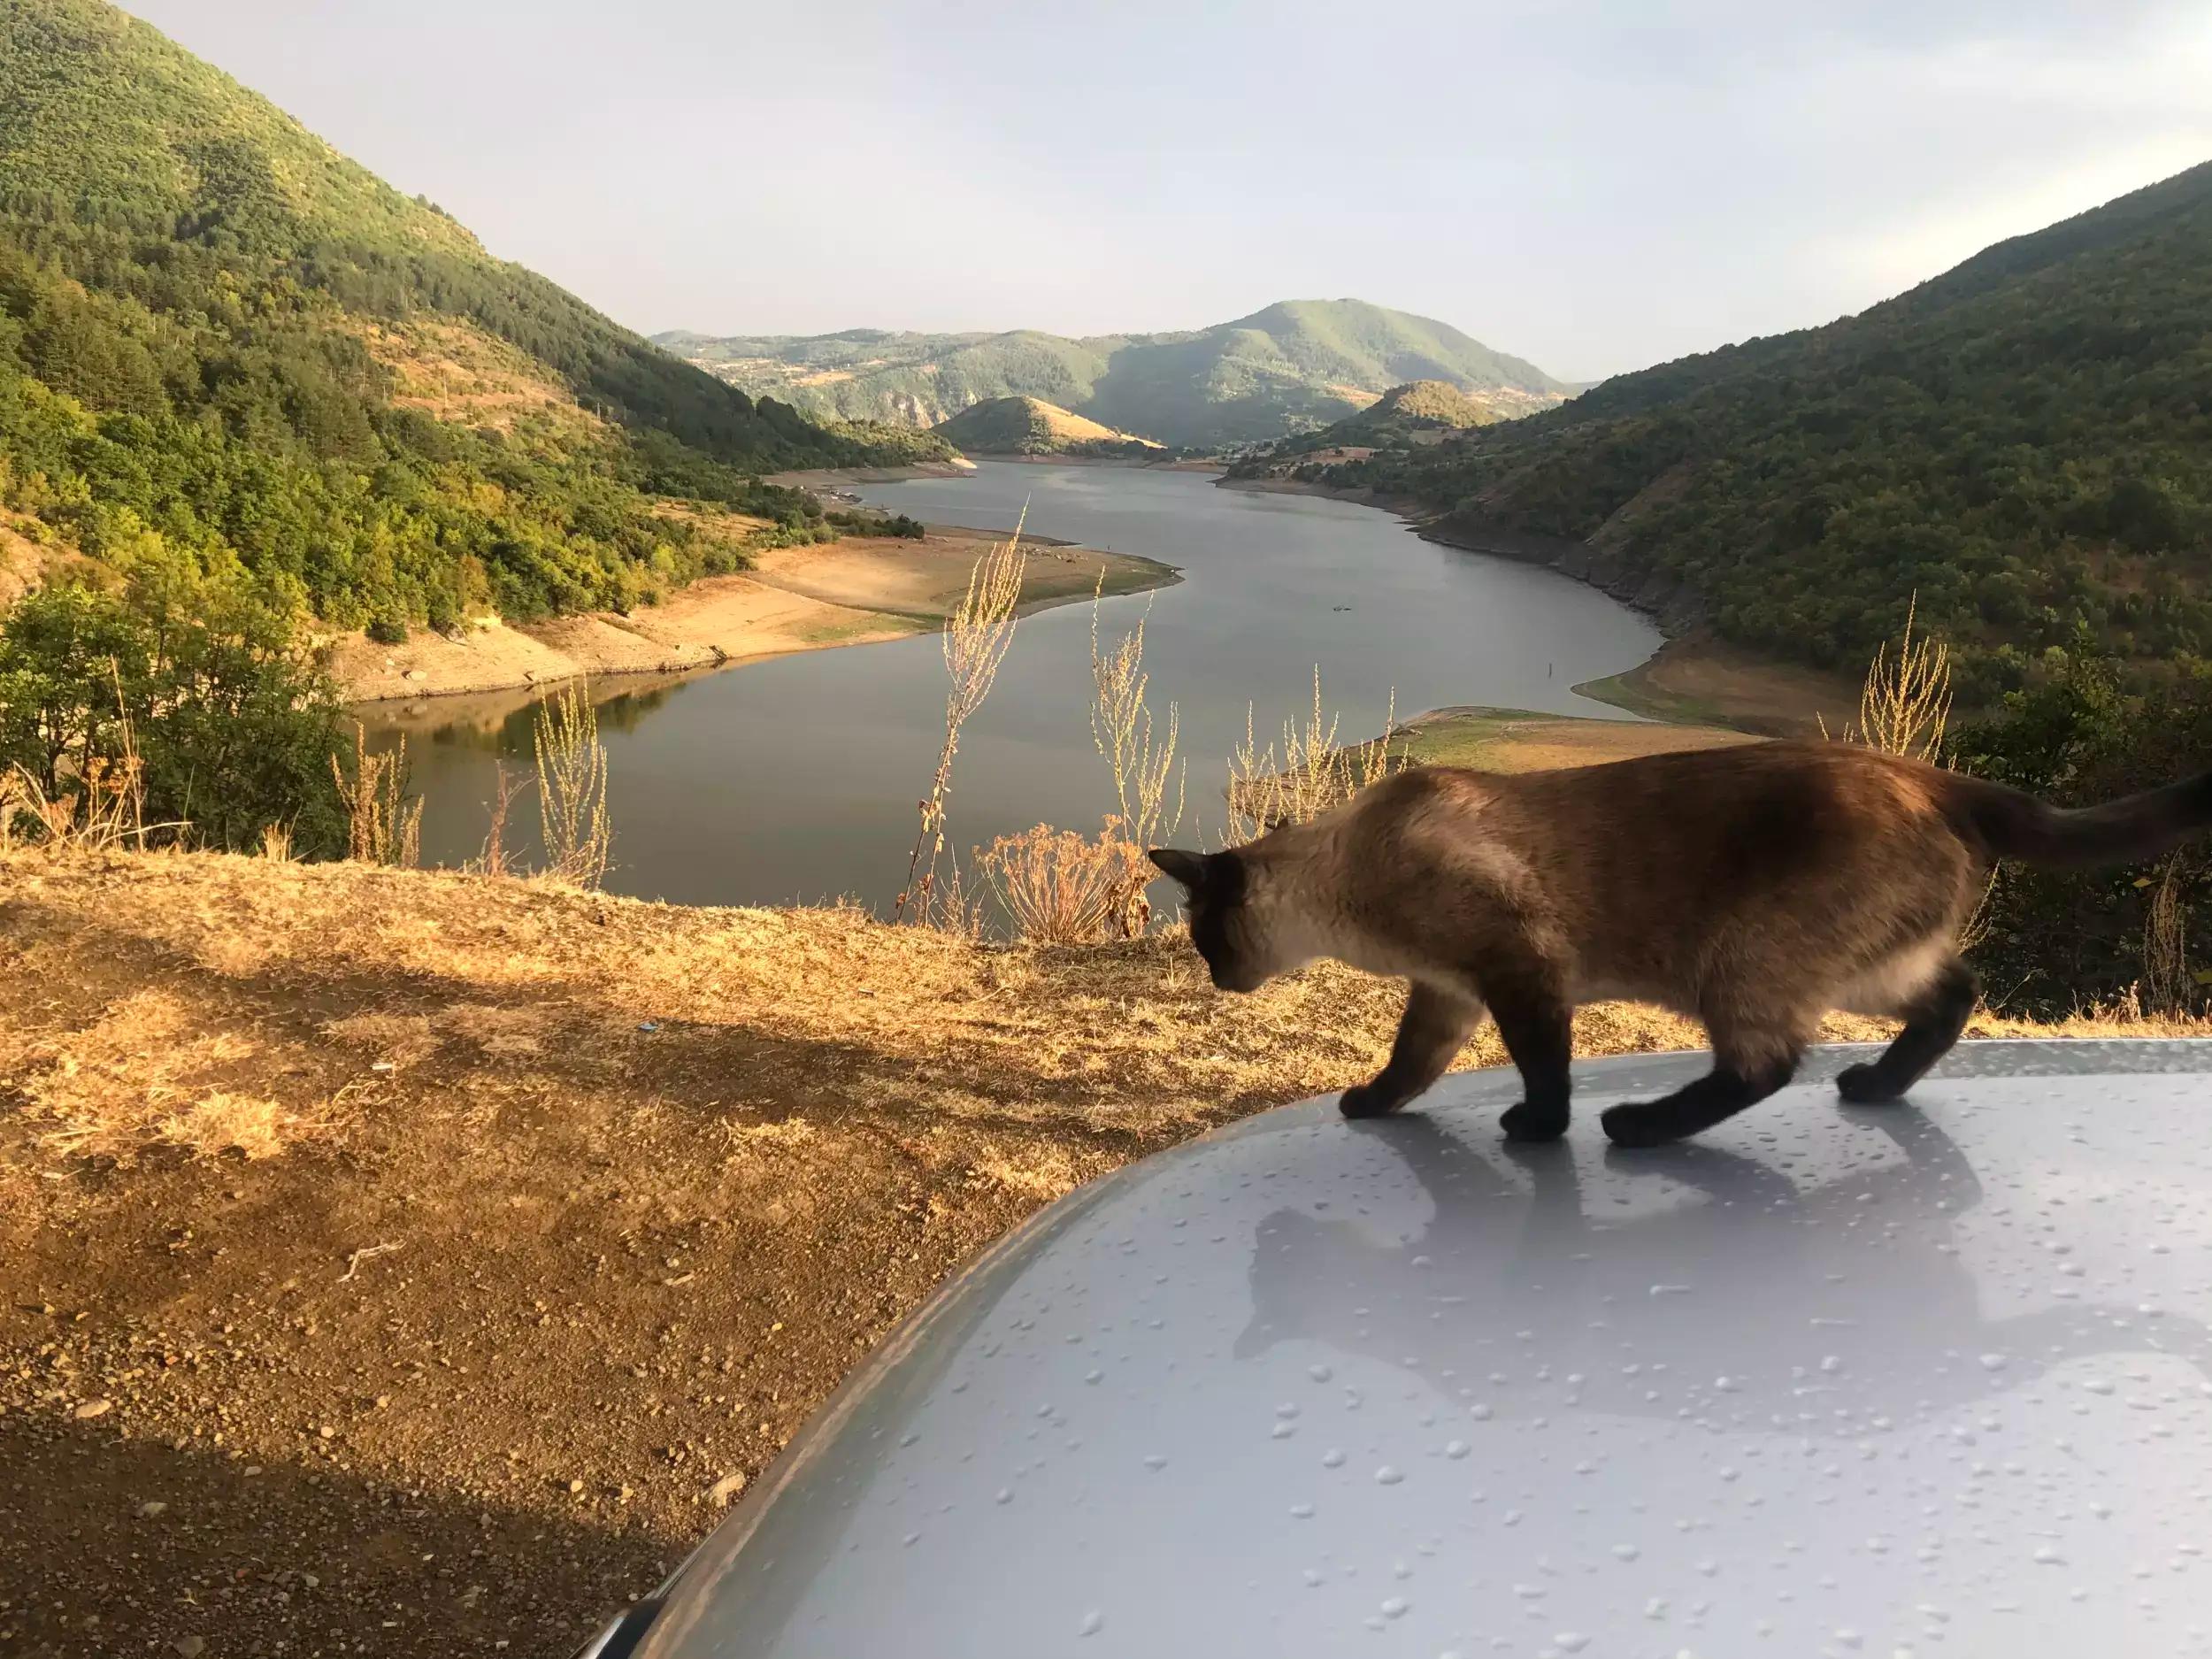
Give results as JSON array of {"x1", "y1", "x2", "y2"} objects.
[{"x1": 1937, "y1": 768, "x2": 2212, "y2": 867}]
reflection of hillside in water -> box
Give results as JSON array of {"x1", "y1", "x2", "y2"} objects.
[
  {"x1": 356, "y1": 672, "x2": 695, "y2": 752},
  {"x1": 1240, "y1": 1106, "x2": 2209, "y2": 1432}
]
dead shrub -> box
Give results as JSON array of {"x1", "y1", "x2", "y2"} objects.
[
  {"x1": 1821, "y1": 592, "x2": 1951, "y2": 762},
  {"x1": 1225, "y1": 669, "x2": 1406, "y2": 844},
  {"x1": 332, "y1": 725, "x2": 423, "y2": 867},
  {"x1": 473, "y1": 761, "x2": 532, "y2": 878},
  {"x1": 980, "y1": 819, "x2": 1155, "y2": 945}
]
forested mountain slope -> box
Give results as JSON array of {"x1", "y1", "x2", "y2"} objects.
[
  {"x1": 0, "y1": 0, "x2": 940, "y2": 629},
  {"x1": 1248, "y1": 163, "x2": 2212, "y2": 697}
]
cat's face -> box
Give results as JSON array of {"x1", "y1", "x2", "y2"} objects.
[{"x1": 1148, "y1": 847, "x2": 1278, "y2": 992}]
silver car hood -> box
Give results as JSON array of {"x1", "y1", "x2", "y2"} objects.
[{"x1": 629, "y1": 1041, "x2": 2212, "y2": 1658}]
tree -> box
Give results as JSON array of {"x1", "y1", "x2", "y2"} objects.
[{"x1": 0, "y1": 551, "x2": 349, "y2": 855}]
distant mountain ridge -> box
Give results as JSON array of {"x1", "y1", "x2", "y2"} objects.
[
  {"x1": 1238, "y1": 160, "x2": 2212, "y2": 699},
  {"x1": 657, "y1": 300, "x2": 1571, "y2": 448}
]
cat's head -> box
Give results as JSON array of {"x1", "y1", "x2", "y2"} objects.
[{"x1": 1148, "y1": 846, "x2": 1297, "y2": 993}]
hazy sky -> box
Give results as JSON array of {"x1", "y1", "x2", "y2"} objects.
[{"x1": 124, "y1": 1, "x2": 2212, "y2": 382}]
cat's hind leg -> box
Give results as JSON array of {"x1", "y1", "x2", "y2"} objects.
[
  {"x1": 1601, "y1": 1006, "x2": 1809, "y2": 1148},
  {"x1": 1484, "y1": 964, "x2": 1575, "y2": 1142},
  {"x1": 1835, "y1": 952, "x2": 1977, "y2": 1104}
]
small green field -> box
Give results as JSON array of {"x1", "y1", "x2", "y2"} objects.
[{"x1": 1388, "y1": 705, "x2": 1760, "y2": 773}]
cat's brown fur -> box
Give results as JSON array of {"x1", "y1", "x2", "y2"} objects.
[{"x1": 1150, "y1": 740, "x2": 2212, "y2": 1146}]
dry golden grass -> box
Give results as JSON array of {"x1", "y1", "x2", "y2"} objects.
[
  {"x1": 0, "y1": 511, "x2": 65, "y2": 609},
  {"x1": 6, "y1": 844, "x2": 2206, "y2": 1185},
  {"x1": 0, "y1": 979, "x2": 327, "y2": 1164},
  {"x1": 356, "y1": 317, "x2": 606, "y2": 439}
]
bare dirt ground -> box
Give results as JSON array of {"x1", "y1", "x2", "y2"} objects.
[
  {"x1": 1571, "y1": 634, "x2": 1863, "y2": 737},
  {"x1": 745, "y1": 526, "x2": 1172, "y2": 622},
  {"x1": 2, "y1": 850, "x2": 2193, "y2": 1657},
  {"x1": 328, "y1": 530, "x2": 1172, "y2": 705}
]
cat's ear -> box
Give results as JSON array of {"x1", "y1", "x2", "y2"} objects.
[{"x1": 1147, "y1": 848, "x2": 1210, "y2": 890}]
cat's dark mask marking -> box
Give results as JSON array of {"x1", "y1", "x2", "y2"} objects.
[{"x1": 1148, "y1": 846, "x2": 1249, "y2": 990}]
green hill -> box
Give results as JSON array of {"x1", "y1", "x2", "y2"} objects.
[
  {"x1": 0, "y1": 0, "x2": 941, "y2": 630},
  {"x1": 658, "y1": 300, "x2": 1571, "y2": 449},
  {"x1": 1269, "y1": 379, "x2": 1501, "y2": 459},
  {"x1": 932, "y1": 396, "x2": 1162, "y2": 458},
  {"x1": 1250, "y1": 162, "x2": 2212, "y2": 699}
]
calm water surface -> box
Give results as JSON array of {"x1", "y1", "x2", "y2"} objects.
[{"x1": 366, "y1": 464, "x2": 1661, "y2": 910}]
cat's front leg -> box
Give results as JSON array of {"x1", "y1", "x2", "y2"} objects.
[{"x1": 1340, "y1": 982, "x2": 1484, "y2": 1118}]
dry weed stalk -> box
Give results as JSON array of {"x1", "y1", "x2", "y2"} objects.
[
  {"x1": 0, "y1": 757, "x2": 150, "y2": 851},
  {"x1": 980, "y1": 819, "x2": 1156, "y2": 945},
  {"x1": 258, "y1": 822, "x2": 294, "y2": 863},
  {"x1": 895, "y1": 513, "x2": 1027, "y2": 925},
  {"x1": 1956, "y1": 866, "x2": 2001, "y2": 955},
  {"x1": 2143, "y1": 856, "x2": 2196, "y2": 1015},
  {"x1": 1225, "y1": 670, "x2": 1406, "y2": 845},
  {"x1": 331, "y1": 726, "x2": 422, "y2": 867},
  {"x1": 0, "y1": 767, "x2": 74, "y2": 850},
  {"x1": 1089, "y1": 580, "x2": 1184, "y2": 934},
  {"x1": 1819, "y1": 593, "x2": 1952, "y2": 762},
  {"x1": 475, "y1": 762, "x2": 531, "y2": 878},
  {"x1": 1820, "y1": 599, "x2": 1994, "y2": 954},
  {"x1": 533, "y1": 681, "x2": 611, "y2": 888},
  {"x1": 928, "y1": 848, "x2": 989, "y2": 941}
]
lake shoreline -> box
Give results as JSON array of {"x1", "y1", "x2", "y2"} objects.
[
  {"x1": 765, "y1": 459, "x2": 978, "y2": 487},
  {"x1": 334, "y1": 525, "x2": 1179, "y2": 707},
  {"x1": 1217, "y1": 472, "x2": 1853, "y2": 738},
  {"x1": 952, "y1": 452, "x2": 1227, "y2": 473}
]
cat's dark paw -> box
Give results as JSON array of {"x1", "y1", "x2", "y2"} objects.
[
  {"x1": 1339, "y1": 1083, "x2": 1400, "y2": 1120},
  {"x1": 1600, "y1": 1101, "x2": 1684, "y2": 1148},
  {"x1": 1834, "y1": 1063, "x2": 1907, "y2": 1105},
  {"x1": 1499, "y1": 1101, "x2": 1569, "y2": 1142}
]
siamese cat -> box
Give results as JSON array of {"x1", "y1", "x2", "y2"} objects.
[{"x1": 1149, "y1": 740, "x2": 2212, "y2": 1147}]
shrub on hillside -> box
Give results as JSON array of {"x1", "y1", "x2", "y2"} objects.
[
  {"x1": 0, "y1": 545, "x2": 346, "y2": 856},
  {"x1": 1953, "y1": 651, "x2": 2212, "y2": 1015}
]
